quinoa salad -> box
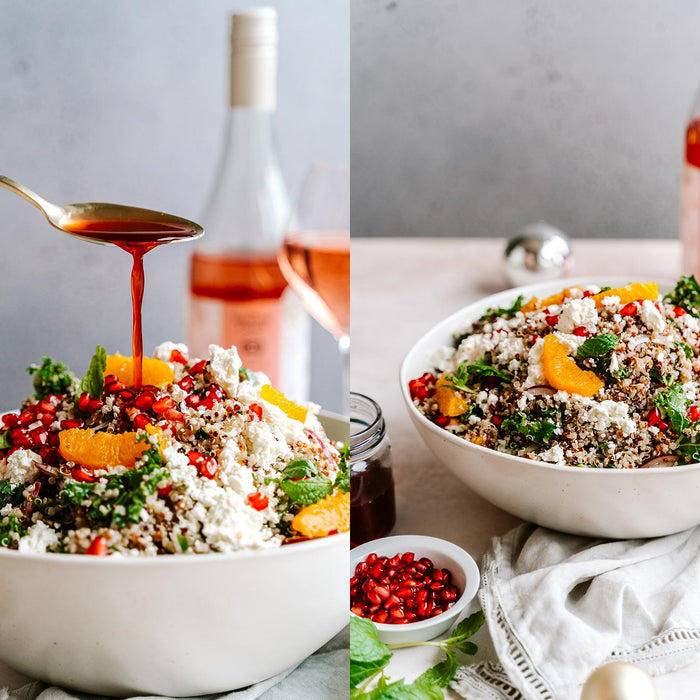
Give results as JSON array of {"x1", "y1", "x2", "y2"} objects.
[
  {"x1": 0, "y1": 342, "x2": 349, "y2": 555},
  {"x1": 409, "y1": 277, "x2": 700, "y2": 469}
]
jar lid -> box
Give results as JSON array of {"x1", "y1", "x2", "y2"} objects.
[{"x1": 350, "y1": 393, "x2": 386, "y2": 458}]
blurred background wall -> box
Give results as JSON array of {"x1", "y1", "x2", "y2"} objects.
[
  {"x1": 352, "y1": 0, "x2": 700, "y2": 241},
  {"x1": 0, "y1": 0, "x2": 349, "y2": 410}
]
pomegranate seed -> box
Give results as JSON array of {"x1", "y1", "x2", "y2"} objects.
[
  {"x1": 177, "y1": 376, "x2": 194, "y2": 392},
  {"x1": 372, "y1": 611, "x2": 389, "y2": 624},
  {"x1": 28, "y1": 427, "x2": 48, "y2": 448},
  {"x1": 133, "y1": 392, "x2": 157, "y2": 411},
  {"x1": 647, "y1": 408, "x2": 661, "y2": 427},
  {"x1": 1, "y1": 414, "x2": 19, "y2": 428},
  {"x1": 157, "y1": 484, "x2": 172, "y2": 497},
  {"x1": 248, "y1": 403, "x2": 263, "y2": 420},
  {"x1": 619, "y1": 302, "x2": 637, "y2": 317},
  {"x1": 492, "y1": 415, "x2": 502, "y2": 427},
  {"x1": 419, "y1": 372, "x2": 436, "y2": 385},
  {"x1": 39, "y1": 413, "x2": 55, "y2": 427},
  {"x1": 401, "y1": 552, "x2": 414, "y2": 565},
  {"x1": 657, "y1": 420, "x2": 669, "y2": 432},
  {"x1": 434, "y1": 414, "x2": 450, "y2": 428},
  {"x1": 71, "y1": 466, "x2": 97, "y2": 483},
  {"x1": 366, "y1": 553, "x2": 378, "y2": 565},
  {"x1": 163, "y1": 408, "x2": 185, "y2": 423},
  {"x1": 188, "y1": 451, "x2": 205, "y2": 466},
  {"x1": 367, "y1": 589, "x2": 383, "y2": 606},
  {"x1": 572, "y1": 326, "x2": 590, "y2": 338},
  {"x1": 9, "y1": 429, "x2": 32, "y2": 448},
  {"x1": 374, "y1": 585, "x2": 390, "y2": 600},
  {"x1": 18, "y1": 411, "x2": 34, "y2": 427},
  {"x1": 396, "y1": 587, "x2": 413, "y2": 598},
  {"x1": 362, "y1": 579, "x2": 376, "y2": 594},
  {"x1": 389, "y1": 607, "x2": 405, "y2": 620},
  {"x1": 85, "y1": 536, "x2": 109, "y2": 556},
  {"x1": 152, "y1": 396, "x2": 175, "y2": 414},
  {"x1": 189, "y1": 360, "x2": 207, "y2": 375},
  {"x1": 88, "y1": 398, "x2": 103, "y2": 412},
  {"x1": 248, "y1": 492, "x2": 269, "y2": 511},
  {"x1": 350, "y1": 606, "x2": 366, "y2": 617},
  {"x1": 132, "y1": 413, "x2": 153, "y2": 430},
  {"x1": 674, "y1": 307, "x2": 687, "y2": 318},
  {"x1": 60, "y1": 418, "x2": 85, "y2": 430},
  {"x1": 38, "y1": 447, "x2": 60, "y2": 465},
  {"x1": 169, "y1": 349, "x2": 188, "y2": 364},
  {"x1": 545, "y1": 315, "x2": 559, "y2": 326},
  {"x1": 46, "y1": 432, "x2": 60, "y2": 447},
  {"x1": 36, "y1": 400, "x2": 57, "y2": 414},
  {"x1": 431, "y1": 606, "x2": 445, "y2": 617},
  {"x1": 184, "y1": 394, "x2": 201, "y2": 408},
  {"x1": 583, "y1": 290, "x2": 594, "y2": 298},
  {"x1": 689, "y1": 405, "x2": 700, "y2": 423},
  {"x1": 117, "y1": 389, "x2": 136, "y2": 402},
  {"x1": 77, "y1": 392, "x2": 92, "y2": 412},
  {"x1": 442, "y1": 588, "x2": 458, "y2": 601},
  {"x1": 198, "y1": 458, "x2": 218, "y2": 479},
  {"x1": 105, "y1": 381, "x2": 126, "y2": 394}
]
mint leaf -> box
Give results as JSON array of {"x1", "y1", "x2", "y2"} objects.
[
  {"x1": 282, "y1": 458, "x2": 318, "y2": 480},
  {"x1": 478, "y1": 295, "x2": 525, "y2": 324},
  {"x1": 350, "y1": 617, "x2": 393, "y2": 689},
  {"x1": 676, "y1": 341, "x2": 693, "y2": 360},
  {"x1": 0, "y1": 432, "x2": 11, "y2": 450},
  {"x1": 78, "y1": 346, "x2": 106, "y2": 399},
  {"x1": 26, "y1": 357, "x2": 75, "y2": 400},
  {"x1": 415, "y1": 650, "x2": 457, "y2": 689},
  {"x1": 334, "y1": 444, "x2": 350, "y2": 493},
  {"x1": 177, "y1": 534, "x2": 189, "y2": 552},
  {"x1": 576, "y1": 334, "x2": 619, "y2": 360},
  {"x1": 654, "y1": 384, "x2": 690, "y2": 435},
  {"x1": 464, "y1": 359, "x2": 511, "y2": 383},
  {"x1": 280, "y1": 474, "x2": 333, "y2": 505},
  {"x1": 446, "y1": 610, "x2": 485, "y2": 644}
]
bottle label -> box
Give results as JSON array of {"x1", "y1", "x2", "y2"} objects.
[{"x1": 221, "y1": 298, "x2": 282, "y2": 386}]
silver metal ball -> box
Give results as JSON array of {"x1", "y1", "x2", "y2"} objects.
[{"x1": 504, "y1": 222, "x2": 573, "y2": 287}]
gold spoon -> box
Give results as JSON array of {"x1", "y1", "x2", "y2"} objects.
[{"x1": 0, "y1": 174, "x2": 203, "y2": 245}]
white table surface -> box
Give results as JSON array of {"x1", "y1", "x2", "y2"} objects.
[{"x1": 351, "y1": 237, "x2": 699, "y2": 700}]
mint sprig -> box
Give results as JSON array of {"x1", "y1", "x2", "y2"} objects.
[
  {"x1": 78, "y1": 345, "x2": 107, "y2": 399},
  {"x1": 0, "y1": 432, "x2": 11, "y2": 450},
  {"x1": 576, "y1": 334, "x2": 619, "y2": 360},
  {"x1": 350, "y1": 612, "x2": 485, "y2": 698},
  {"x1": 654, "y1": 384, "x2": 690, "y2": 436}
]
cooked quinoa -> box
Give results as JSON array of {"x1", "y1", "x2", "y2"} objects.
[
  {"x1": 410, "y1": 278, "x2": 700, "y2": 469},
  {"x1": 0, "y1": 342, "x2": 348, "y2": 555}
]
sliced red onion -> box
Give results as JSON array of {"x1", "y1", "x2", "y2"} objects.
[
  {"x1": 525, "y1": 386, "x2": 557, "y2": 397},
  {"x1": 304, "y1": 428, "x2": 335, "y2": 464},
  {"x1": 32, "y1": 459, "x2": 57, "y2": 476},
  {"x1": 639, "y1": 455, "x2": 680, "y2": 468}
]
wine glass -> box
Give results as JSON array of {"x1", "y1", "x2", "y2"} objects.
[{"x1": 278, "y1": 162, "x2": 350, "y2": 414}]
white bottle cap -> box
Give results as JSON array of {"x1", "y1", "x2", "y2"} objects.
[{"x1": 229, "y1": 8, "x2": 278, "y2": 110}]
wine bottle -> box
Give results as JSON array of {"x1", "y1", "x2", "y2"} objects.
[{"x1": 188, "y1": 7, "x2": 309, "y2": 399}]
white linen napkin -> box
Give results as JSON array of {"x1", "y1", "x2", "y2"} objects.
[{"x1": 451, "y1": 524, "x2": 700, "y2": 700}]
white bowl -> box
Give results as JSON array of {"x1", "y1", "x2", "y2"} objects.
[
  {"x1": 350, "y1": 535, "x2": 480, "y2": 644},
  {"x1": 400, "y1": 276, "x2": 700, "y2": 539},
  {"x1": 0, "y1": 412, "x2": 349, "y2": 697}
]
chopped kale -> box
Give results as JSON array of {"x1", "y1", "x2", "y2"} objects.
[
  {"x1": 0, "y1": 515, "x2": 27, "y2": 549},
  {"x1": 654, "y1": 384, "x2": 690, "y2": 436},
  {"x1": 664, "y1": 275, "x2": 700, "y2": 317},
  {"x1": 26, "y1": 357, "x2": 75, "y2": 400},
  {"x1": 477, "y1": 295, "x2": 525, "y2": 325},
  {"x1": 501, "y1": 412, "x2": 557, "y2": 446},
  {"x1": 0, "y1": 480, "x2": 27, "y2": 508}
]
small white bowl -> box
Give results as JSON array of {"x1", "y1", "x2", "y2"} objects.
[{"x1": 350, "y1": 535, "x2": 480, "y2": 644}]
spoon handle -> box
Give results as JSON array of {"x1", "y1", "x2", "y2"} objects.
[{"x1": 0, "y1": 175, "x2": 62, "y2": 220}]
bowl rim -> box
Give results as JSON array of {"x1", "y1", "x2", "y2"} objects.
[
  {"x1": 0, "y1": 529, "x2": 349, "y2": 566},
  {"x1": 350, "y1": 534, "x2": 480, "y2": 632},
  {"x1": 399, "y1": 275, "x2": 700, "y2": 476}
]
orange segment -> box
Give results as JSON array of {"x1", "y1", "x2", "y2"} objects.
[
  {"x1": 58, "y1": 428, "x2": 151, "y2": 470},
  {"x1": 260, "y1": 385, "x2": 308, "y2": 423},
  {"x1": 521, "y1": 287, "x2": 582, "y2": 313},
  {"x1": 542, "y1": 334, "x2": 604, "y2": 397},
  {"x1": 435, "y1": 375, "x2": 470, "y2": 417},
  {"x1": 591, "y1": 282, "x2": 658, "y2": 309},
  {"x1": 291, "y1": 490, "x2": 350, "y2": 538},
  {"x1": 104, "y1": 353, "x2": 174, "y2": 388}
]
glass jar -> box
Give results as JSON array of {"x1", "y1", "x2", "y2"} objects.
[{"x1": 350, "y1": 393, "x2": 396, "y2": 546}]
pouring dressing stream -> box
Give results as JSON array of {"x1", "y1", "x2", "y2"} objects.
[{"x1": 0, "y1": 175, "x2": 203, "y2": 386}]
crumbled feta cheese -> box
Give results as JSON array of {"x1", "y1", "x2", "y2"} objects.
[
  {"x1": 431, "y1": 345, "x2": 457, "y2": 373},
  {"x1": 683, "y1": 381, "x2": 699, "y2": 401},
  {"x1": 601, "y1": 295, "x2": 621, "y2": 310},
  {"x1": 680, "y1": 313, "x2": 700, "y2": 332},
  {"x1": 537, "y1": 444, "x2": 566, "y2": 465},
  {"x1": 18, "y1": 521, "x2": 59, "y2": 553},
  {"x1": 453, "y1": 334, "x2": 495, "y2": 367},
  {"x1": 640, "y1": 300, "x2": 665, "y2": 333},
  {"x1": 1, "y1": 449, "x2": 40, "y2": 486},
  {"x1": 153, "y1": 341, "x2": 189, "y2": 363},
  {"x1": 557, "y1": 298, "x2": 598, "y2": 334},
  {"x1": 585, "y1": 400, "x2": 635, "y2": 436},
  {"x1": 208, "y1": 344, "x2": 242, "y2": 398},
  {"x1": 525, "y1": 337, "x2": 545, "y2": 387},
  {"x1": 495, "y1": 336, "x2": 527, "y2": 364}
]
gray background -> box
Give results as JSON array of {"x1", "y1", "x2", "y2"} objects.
[
  {"x1": 352, "y1": 0, "x2": 700, "y2": 240},
  {"x1": 0, "y1": 0, "x2": 348, "y2": 411}
]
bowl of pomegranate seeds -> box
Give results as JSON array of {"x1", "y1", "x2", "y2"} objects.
[
  {"x1": 401, "y1": 276, "x2": 700, "y2": 539},
  {"x1": 350, "y1": 534, "x2": 480, "y2": 643}
]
